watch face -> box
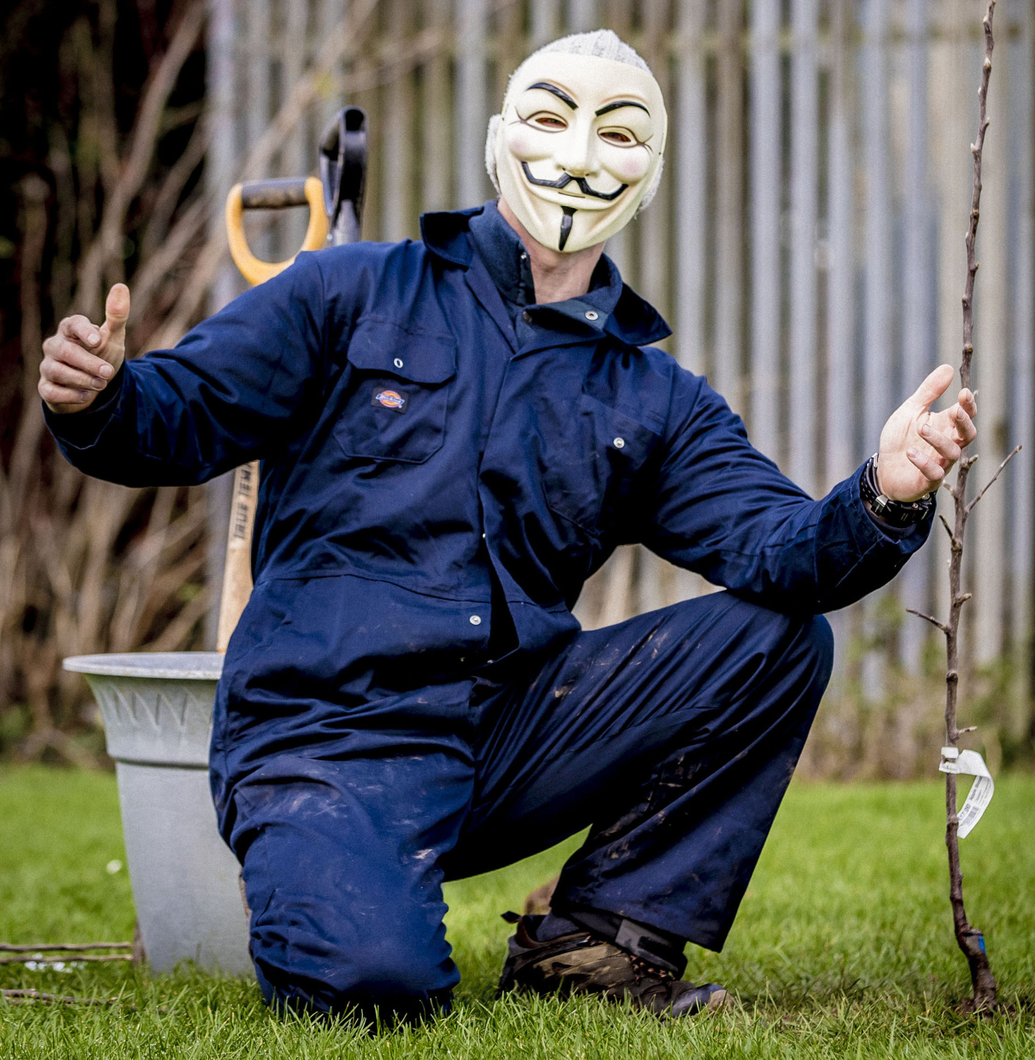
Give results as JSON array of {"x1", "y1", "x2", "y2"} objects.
[{"x1": 493, "y1": 51, "x2": 667, "y2": 252}]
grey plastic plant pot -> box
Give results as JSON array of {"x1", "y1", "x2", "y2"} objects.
[{"x1": 63, "y1": 652, "x2": 252, "y2": 976}]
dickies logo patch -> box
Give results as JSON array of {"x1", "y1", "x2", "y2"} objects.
[{"x1": 372, "y1": 388, "x2": 407, "y2": 412}]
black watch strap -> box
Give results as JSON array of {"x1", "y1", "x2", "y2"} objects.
[{"x1": 860, "y1": 455, "x2": 935, "y2": 527}]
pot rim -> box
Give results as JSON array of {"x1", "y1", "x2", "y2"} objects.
[{"x1": 63, "y1": 652, "x2": 224, "y2": 681}]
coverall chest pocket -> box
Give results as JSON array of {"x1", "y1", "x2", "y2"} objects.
[
  {"x1": 543, "y1": 393, "x2": 659, "y2": 538},
  {"x1": 335, "y1": 319, "x2": 457, "y2": 464}
]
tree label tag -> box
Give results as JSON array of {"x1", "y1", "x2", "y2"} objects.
[{"x1": 939, "y1": 748, "x2": 994, "y2": 839}]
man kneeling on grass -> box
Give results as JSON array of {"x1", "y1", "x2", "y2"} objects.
[{"x1": 41, "y1": 30, "x2": 977, "y2": 1027}]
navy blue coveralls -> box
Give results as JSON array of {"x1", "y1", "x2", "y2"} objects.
[{"x1": 47, "y1": 202, "x2": 931, "y2": 1020}]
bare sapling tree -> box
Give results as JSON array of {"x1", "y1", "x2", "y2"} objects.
[{"x1": 906, "y1": 0, "x2": 1019, "y2": 1015}]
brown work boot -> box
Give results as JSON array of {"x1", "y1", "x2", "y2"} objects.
[{"x1": 498, "y1": 913, "x2": 727, "y2": 1018}]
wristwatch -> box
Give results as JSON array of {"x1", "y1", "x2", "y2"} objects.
[{"x1": 860, "y1": 454, "x2": 936, "y2": 527}]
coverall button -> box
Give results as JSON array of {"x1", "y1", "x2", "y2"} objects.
[
  {"x1": 585, "y1": 310, "x2": 599, "y2": 321},
  {"x1": 393, "y1": 357, "x2": 404, "y2": 368},
  {"x1": 613, "y1": 436, "x2": 626, "y2": 449},
  {"x1": 469, "y1": 615, "x2": 482, "y2": 625},
  {"x1": 522, "y1": 311, "x2": 532, "y2": 324}
]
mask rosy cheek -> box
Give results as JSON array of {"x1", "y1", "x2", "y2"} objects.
[
  {"x1": 506, "y1": 126, "x2": 557, "y2": 161},
  {"x1": 607, "y1": 154, "x2": 652, "y2": 184}
]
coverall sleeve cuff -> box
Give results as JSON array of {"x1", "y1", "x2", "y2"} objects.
[
  {"x1": 845, "y1": 460, "x2": 931, "y2": 545},
  {"x1": 42, "y1": 362, "x2": 126, "y2": 450}
]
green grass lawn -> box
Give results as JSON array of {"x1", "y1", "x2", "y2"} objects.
[{"x1": 1, "y1": 765, "x2": 1032, "y2": 1057}]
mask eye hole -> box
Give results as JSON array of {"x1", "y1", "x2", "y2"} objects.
[
  {"x1": 599, "y1": 128, "x2": 635, "y2": 146},
  {"x1": 528, "y1": 112, "x2": 568, "y2": 131}
]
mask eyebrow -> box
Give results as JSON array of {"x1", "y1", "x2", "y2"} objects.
[
  {"x1": 526, "y1": 82, "x2": 578, "y2": 110},
  {"x1": 594, "y1": 99, "x2": 650, "y2": 117}
]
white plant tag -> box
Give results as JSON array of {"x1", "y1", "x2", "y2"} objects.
[{"x1": 939, "y1": 747, "x2": 994, "y2": 839}]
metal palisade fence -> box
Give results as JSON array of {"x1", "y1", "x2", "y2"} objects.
[{"x1": 205, "y1": 0, "x2": 1034, "y2": 777}]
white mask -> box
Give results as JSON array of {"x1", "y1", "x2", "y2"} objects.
[{"x1": 490, "y1": 50, "x2": 667, "y2": 253}]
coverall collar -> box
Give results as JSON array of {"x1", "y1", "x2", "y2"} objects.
[
  {"x1": 420, "y1": 203, "x2": 672, "y2": 349},
  {"x1": 467, "y1": 201, "x2": 538, "y2": 314},
  {"x1": 468, "y1": 200, "x2": 620, "y2": 346}
]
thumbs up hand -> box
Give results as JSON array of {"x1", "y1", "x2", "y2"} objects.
[{"x1": 40, "y1": 283, "x2": 130, "y2": 414}]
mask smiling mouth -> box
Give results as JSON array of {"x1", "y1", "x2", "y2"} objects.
[{"x1": 520, "y1": 162, "x2": 627, "y2": 201}]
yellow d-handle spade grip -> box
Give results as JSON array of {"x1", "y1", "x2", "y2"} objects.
[{"x1": 225, "y1": 176, "x2": 329, "y2": 287}]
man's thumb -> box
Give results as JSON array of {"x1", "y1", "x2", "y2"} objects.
[
  {"x1": 911, "y1": 363, "x2": 954, "y2": 411},
  {"x1": 104, "y1": 283, "x2": 131, "y2": 339}
]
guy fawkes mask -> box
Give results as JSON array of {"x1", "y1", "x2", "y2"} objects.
[{"x1": 490, "y1": 49, "x2": 667, "y2": 253}]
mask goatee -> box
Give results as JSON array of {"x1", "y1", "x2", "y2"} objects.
[{"x1": 558, "y1": 207, "x2": 576, "y2": 251}]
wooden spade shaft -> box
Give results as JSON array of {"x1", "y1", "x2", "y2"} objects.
[{"x1": 216, "y1": 461, "x2": 260, "y2": 652}]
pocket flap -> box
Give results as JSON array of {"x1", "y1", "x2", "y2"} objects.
[{"x1": 347, "y1": 318, "x2": 457, "y2": 384}]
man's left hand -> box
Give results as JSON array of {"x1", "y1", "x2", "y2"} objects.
[{"x1": 876, "y1": 364, "x2": 978, "y2": 502}]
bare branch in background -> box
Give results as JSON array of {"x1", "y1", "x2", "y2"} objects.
[
  {"x1": 0, "y1": 0, "x2": 400, "y2": 763},
  {"x1": 905, "y1": 608, "x2": 950, "y2": 635},
  {"x1": 0, "y1": 954, "x2": 132, "y2": 965},
  {"x1": 0, "y1": 942, "x2": 131, "y2": 952},
  {"x1": 964, "y1": 444, "x2": 1021, "y2": 516},
  {"x1": 0, "y1": 3, "x2": 212, "y2": 765},
  {"x1": 0, "y1": 989, "x2": 121, "y2": 1006},
  {"x1": 76, "y1": 0, "x2": 207, "y2": 315},
  {"x1": 146, "y1": 0, "x2": 385, "y2": 351}
]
